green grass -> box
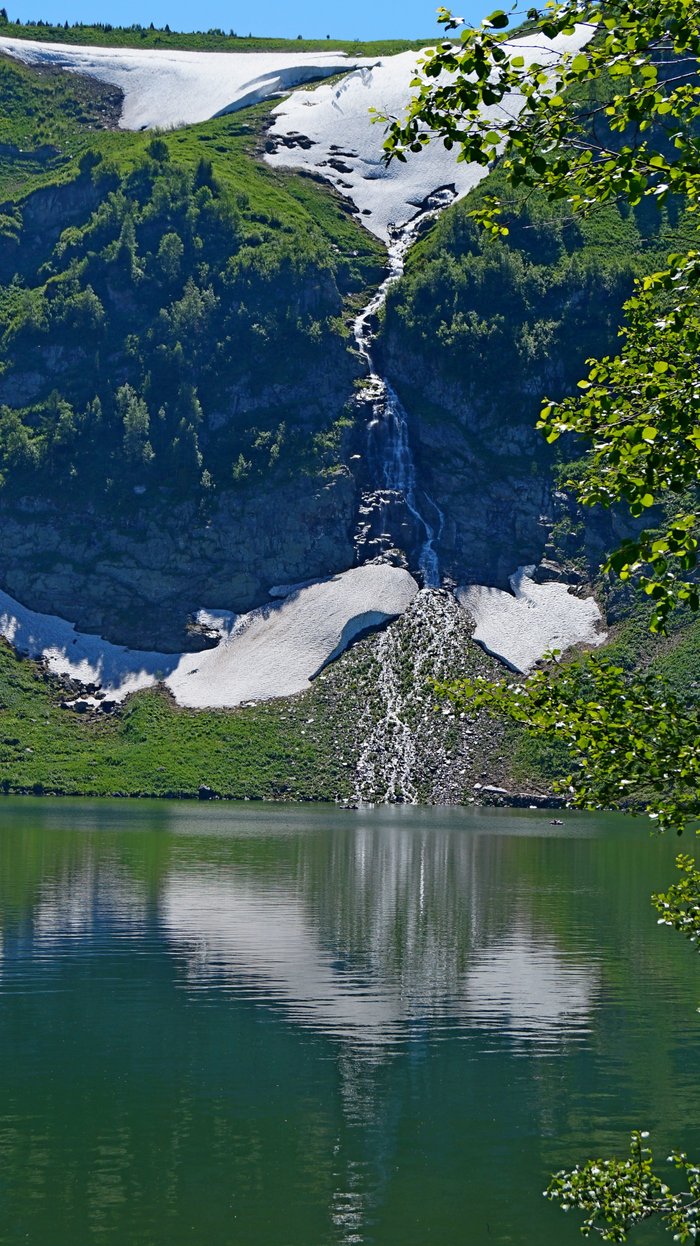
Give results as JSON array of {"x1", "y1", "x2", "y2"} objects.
[
  {"x1": 0, "y1": 19, "x2": 436, "y2": 55},
  {"x1": 0, "y1": 53, "x2": 384, "y2": 276},
  {"x1": 0, "y1": 51, "x2": 122, "y2": 198},
  {"x1": 599, "y1": 601, "x2": 700, "y2": 703},
  {"x1": 0, "y1": 640, "x2": 352, "y2": 800}
]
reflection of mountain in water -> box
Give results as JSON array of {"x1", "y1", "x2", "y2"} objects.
[
  {"x1": 4, "y1": 809, "x2": 695, "y2": 1246},
  {"x1": 155, "y1": 824, "x2": 597, "y2": 1246},
  {"x1": 161, "y1": 825, "x2": 597, "y2": 1050},
  {"x1": 6, "y1": 819, "x2": 597, "y2": 1051}
]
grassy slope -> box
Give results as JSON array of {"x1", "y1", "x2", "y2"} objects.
[
  {"x1": 0, "y1": 639, "x2": 353, "y2": 800},
  {"x1": 0, "y1": 53, "x2": 384, "y2": 276},
  {"x1": 0, "y1": 20, "x2": 433, "y2": 55}
]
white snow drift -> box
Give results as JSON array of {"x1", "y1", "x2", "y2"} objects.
[
  {"x1": 0, "y1": 35, "x2": 371, "y2": 130},
  {"x1": 1, "y1": 27, "x2": 591, "y2": 237},
  {"x1": 457, "y1": 566, "x2": 605, "y2": 673},
  {"x1": 0, "y1": 564, "x2": 418, "y2": 708},
  {"x1": 266, "y1": 28, "x2": 593, "y2": 239}
]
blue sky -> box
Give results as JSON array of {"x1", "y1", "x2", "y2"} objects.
[{"x1": 7, "y1": 0, "x2": 493, "y2": 41}]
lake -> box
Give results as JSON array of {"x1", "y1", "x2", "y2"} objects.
[{"x1": 0, "y1": 799, "x2": 698, "y2": 1245}]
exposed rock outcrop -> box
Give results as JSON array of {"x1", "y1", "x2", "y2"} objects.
[{"x1": 0, "y1": 472, "x2": 357, "y2": 650}]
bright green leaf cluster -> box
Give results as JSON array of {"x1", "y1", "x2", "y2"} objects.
[
  {"x1": 547, "y1": 1131, "x2": 700, "y2": 1241},
  {"x1": 386, "y1": 0, "x2": 700, "y2": 621},
  {"x1": 653, "y1": 853, "x2": 700, "y2": 944},
  {"x1": 438, "y1": 656, "x2": 700, "y2": 832}
]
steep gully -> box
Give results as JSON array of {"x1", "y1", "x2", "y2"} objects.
[
  {"x1": 350, "y1": 193, "x2": 456, "y2": 802},
  {"x1": 352, "y1": 191, "x2": 454, "y2": 586},
  {"x1": 345, "y1": 194, "x2": 602, "y2": 803}
]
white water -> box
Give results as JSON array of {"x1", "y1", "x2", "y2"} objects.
[{"x1": 353, "y1": 193, "x2": 450, "y2": 586}]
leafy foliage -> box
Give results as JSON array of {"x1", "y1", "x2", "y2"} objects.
[
  {"x1": 653, "y1": 853, "x2": 700, "y2": 945},
  {"x1": 540, "y1": 251, "x2": 700, "y2": 631},
  {"x1": 546, "y1": 1131, "x2": 700, "y2": 1242},
  {"x1": 386, "y1": 0, "x2": 700, "y2": 622},
  {"x1": 439, "y1": 657, "x2": 700, "y2": 832}
]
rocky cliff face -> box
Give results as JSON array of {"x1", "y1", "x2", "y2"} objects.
[
  {"x1": 373, "y1": 194, "x2": 642, "y2": 590},
  {"x1": 377, "y1": 341, "x2": 555, "y2": 588},
  {"x1": 0, "y1": 469, "x2": 356, "y2": 651},
  {"x1": 0, "y1": 149, "x2": 378, "y2": 649}
]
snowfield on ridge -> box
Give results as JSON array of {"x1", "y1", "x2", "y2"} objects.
[
  {"x1": 0, "y1": 35, "x2": 373, "y2": 129},
  {"x1": 1, "y1": 27, "x2": 592, "y2": 237},
  {"x1": 266, "y1": 28, "x2": 593, "y2": 238}
]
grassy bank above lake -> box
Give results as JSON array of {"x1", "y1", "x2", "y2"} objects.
[{"x1": 1, "y1": 591, "x2": 697, "y2": 804}]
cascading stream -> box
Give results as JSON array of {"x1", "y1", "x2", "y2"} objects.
[{"x1": 353, "y1": 193, "x2": 451, "y2": 587}]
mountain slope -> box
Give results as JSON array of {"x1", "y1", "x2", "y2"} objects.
[
  {"x1": 0, "y1": 60, "x2": 386, "y2": 647},
  {"x1": 0, "y1": 38, "x2": 694, "y2": 804}
]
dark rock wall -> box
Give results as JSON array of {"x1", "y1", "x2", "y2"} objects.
[
  {"x1": 0, "y1": 471, "x2": 356, "y2": 650},
  {"x1": 379, "y1": 345, "x2": 554, "y2": 587}
]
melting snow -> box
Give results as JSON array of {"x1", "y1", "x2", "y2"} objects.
[
  {"x1": 0, "y1": 564, "x2": 418, "y2": 708},
  {"x1": 457, "y1": 566, "x2": 605, "y2": 673},
  {"x1": 266, "y1": 28, "x2": 593, "y2": 239},
  {"x1": 0, "y1": 36, "x2": 372, "y2": 130}
]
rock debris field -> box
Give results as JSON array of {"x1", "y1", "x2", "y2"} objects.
[{"x1": 0, "y1": 567, "x2": 603, "y2": 710}]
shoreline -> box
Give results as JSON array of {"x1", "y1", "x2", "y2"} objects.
[{"x1": 0, "y1": 785, "x2": 566, "y2": 809}]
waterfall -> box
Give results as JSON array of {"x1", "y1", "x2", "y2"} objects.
[{"x1": 352, "y1": 192, "x2": 451, "y2": 588}]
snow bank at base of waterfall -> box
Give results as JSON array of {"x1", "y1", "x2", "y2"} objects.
[
  {"x1": 456, "y1": 567, "x2": 605, "y2": 673},
  {"x1": 0, "y1": 564, "x2": 418, "y2": 708},
  {"x1": 266, "y1": 28, "x2": 593, "y2": 240},
  {"x1": 0, "y1": 36, "x2": 371, "y2": 130}
]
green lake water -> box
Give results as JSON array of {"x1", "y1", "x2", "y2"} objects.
[{"x1": 0, "y1": 799, "x2": 698, "y2": 1245}]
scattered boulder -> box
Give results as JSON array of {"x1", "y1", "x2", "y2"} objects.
[{"x1": 531, "y1": 559, "x2": 585, "y2": 586}]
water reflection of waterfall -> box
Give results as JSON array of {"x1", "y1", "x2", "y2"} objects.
[
  {"x1": 7, "y1": 812, "x2": 599, "y2": 1053},
  {"x1": 353, "y1": 193, "x2": 452, "y2": 587},
  {"x1": 160, "y1": 820, "x2": 597, "y2": 1049}
]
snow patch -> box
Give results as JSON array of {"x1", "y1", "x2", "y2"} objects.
[
  {"x1": 456, "y1": 566, "x2": 605, "y2": 673},
  {"x1": 0, "y1": 36, "x2": 372, "y2": 130},
  {"x1": 266, "y1": 28, "x2": 593, "y2": 240},
  {"x1": 0, "y1": 564, "x2": 418, "y2": 708}
]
